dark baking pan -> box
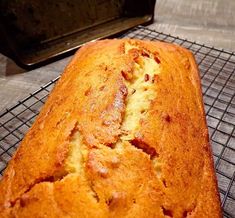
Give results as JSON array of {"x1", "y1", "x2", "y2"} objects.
[{"x1": 0, "y1": 0, "x2": 156, "y2": 68}]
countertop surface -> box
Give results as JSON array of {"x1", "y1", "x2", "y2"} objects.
[{"x1": 0, "y1": 0, "x2": 235, "y2": 112}]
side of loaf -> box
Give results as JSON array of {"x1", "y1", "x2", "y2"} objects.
[{"x1": 0, "y1": 39, "x2": 221, "y2": 218}]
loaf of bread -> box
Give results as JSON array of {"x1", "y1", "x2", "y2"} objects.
[{"x1": 0, "y1": 39, "x2": 221, "y2": 217}]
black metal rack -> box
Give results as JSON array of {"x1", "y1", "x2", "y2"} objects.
[{"x1": 0, "y1": 26, "x2": 234, "y2": 217}]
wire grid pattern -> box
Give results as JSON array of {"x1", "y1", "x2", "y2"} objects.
[{"x1": 0, "y1": 26, "x2": 234, "y2": 217}]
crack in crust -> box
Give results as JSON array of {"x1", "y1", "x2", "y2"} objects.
[
  {"x1": 9, "y1": 174, "x2": 68, "y2": 209},
  {"x1": 120, "y1": 41, "x2": 160, "y2": 159}
]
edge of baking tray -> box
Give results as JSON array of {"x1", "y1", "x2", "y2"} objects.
[{"x1": 0, "y1": 25, "x2": 234, "y2": 118}]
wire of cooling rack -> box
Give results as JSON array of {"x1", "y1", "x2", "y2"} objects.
[{"x1": 0, "y1": 26, "x2": 234, "y2": 217}]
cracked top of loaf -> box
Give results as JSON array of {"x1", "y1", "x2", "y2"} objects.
[{"x1": 0, "y1": 39, "x2": 221, "y2": 218}]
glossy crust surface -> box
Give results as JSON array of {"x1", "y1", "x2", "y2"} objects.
[{"x1": 0, "y1": 39, "x2": 221, "y2": 218}]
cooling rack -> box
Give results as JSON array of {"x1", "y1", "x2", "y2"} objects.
[{"x1": 0, "y1": 26, "x2": 234, "y2": 217}]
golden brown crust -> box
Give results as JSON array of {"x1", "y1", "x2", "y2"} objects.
[{"x1": 0, "y1": 39, "x2": 222, "y2": 218}]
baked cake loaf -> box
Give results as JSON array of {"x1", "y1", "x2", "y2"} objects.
[{"x1": 0, "y1": 39, "x2": 222, "y2": 217}]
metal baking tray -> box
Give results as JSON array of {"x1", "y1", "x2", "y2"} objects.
[
  {"x1": 0, "y1": 26, "x2": 235, "y2": 217},
  {"x1": 0, "y1": 0, "x2": 155, "y2": 68}
]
